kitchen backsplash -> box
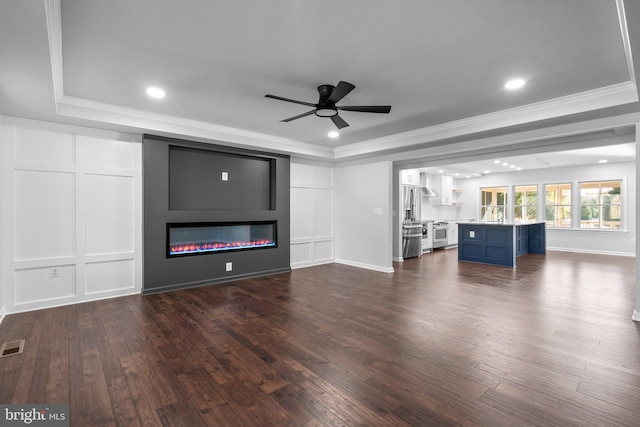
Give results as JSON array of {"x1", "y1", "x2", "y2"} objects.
[{"x1": 421, "y1": 198, "x2": 459, "y2": 221}]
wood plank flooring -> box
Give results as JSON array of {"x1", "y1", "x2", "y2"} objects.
[{"x1": 0, "y1": 249, "x2": 638, "y2": 426}]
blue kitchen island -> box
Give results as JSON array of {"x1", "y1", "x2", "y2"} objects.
[{"x1": 457, "y1": 221, "x2": 546, "y2": 267}]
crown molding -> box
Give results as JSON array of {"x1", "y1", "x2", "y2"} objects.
[
  {"x1": 44, "y1": 0, "x2": 63, "y2": 102},
  {"x1": 334, "y1": 81, "x2": 638, "y2": 159},
  {"x1": 45, "y1": 0, "x2": 639, "y2": 162},
  {"x1": 55, "y1": 95, "x2": 334, "y2": 158},
  {"x1": 616, "y1": 0, "x2": 636, "y2": 85}
]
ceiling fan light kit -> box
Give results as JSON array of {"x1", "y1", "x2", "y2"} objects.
[{"x1": 265, "y1": 81, "x2": 391, "y2": 129}]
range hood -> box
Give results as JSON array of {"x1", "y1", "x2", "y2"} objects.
[
  {"x1": 420, "y1": 173, "x2": 437, "y2": 197},
  {"x1": 422, "y1": 185, "x2": 437, "y2": 197}
]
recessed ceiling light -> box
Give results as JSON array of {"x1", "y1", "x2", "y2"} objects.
[
  {"x1": 484, "y1": 170, "x2": 491, "y2": 174},
  {"x1": 516, "y1": 167, "x2": 522, "y2": 170},
  {"x1": 455, "y1": 173, "x2": 460, "y2": 176},
  {"x1": 510, "y1": 165, "x2": 516, "y2": 169},
  {"x1": 466, "y1": 175, "x2": 471, "y2": 178},
  {"x1": 598, "y1": 159, "x2": 608, "y2": 164},
  {"x1": 146, "y1": 87, "x2": 166, "y2": 99},
  {"x1": 438, "y1": 169, "x2": 444, "y2": 173},
  {"x1": 505, "y1": 79, "x2": 526, "y2": 90},
  {"x1": 502, "y1": 163, "x2": 508, "y2": 166},
  {"x1": 494, "y1": 160, "x2": 501, "y2": 164},
  {"x1": 328, "y1": 131, "x2": 339, "y2": 138}
]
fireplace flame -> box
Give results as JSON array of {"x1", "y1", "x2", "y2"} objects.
[{"x1": 169, "y1": 239, "x2": 275, "y2": 255}]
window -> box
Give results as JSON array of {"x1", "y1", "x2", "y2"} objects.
[
  {"x1": 481, "y1": 186, "x2": 508, "y2": 221},
  {"x1": 545, "y1": 183, "x2": 571, "y2": 228},
  {"x1": 514, "y1": 185, "x2": 537, "y2": 221},
  {"x1": 580, "y1": 180, "x2": 622, "y2": 229}
]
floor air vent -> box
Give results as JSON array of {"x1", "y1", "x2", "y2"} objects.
[{"x1": 0, "y1": 339, "x2": 25, "y2": 358}]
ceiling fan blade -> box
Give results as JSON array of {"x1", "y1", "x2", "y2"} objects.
[
  {"x1": 265, "y1": 94, "x2": 316, "y2": 107},
  {"x1": 327, "y1": 81, "x2": 355, "y2": 103},
  {"x1": 281, "y1": 109, "x2": 316, "y2": 122},
  {"x1": 331, "y1": 115, "x2": 349, "y2": 129},
  {"x1": 337, "y1": 105, "x2": 392, "y2": 113}
]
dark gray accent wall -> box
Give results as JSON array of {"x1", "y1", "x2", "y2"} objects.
[
  {"x1": 143, "y1": 134, "x2": 290, "y2": 294},
  {"x1": 169, "y1": 146, "x2": 273, "y2": 210}
]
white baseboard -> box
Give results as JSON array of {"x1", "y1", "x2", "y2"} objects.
[
  {"x1": 633, "y1": 310, "x2": 640, "y2": 322},
  {"x1": 5, "y1": 289, "x2": 140, "y2": 316},
  {"x1": 547, "y1": 247, "x2": 636, "y2": 257},
  {"x1": 335, "y1": 258, "x2": 394, "y2": 273},
  {"x1": 291, "y1": 259, "x2": 335, "y2": 270},
  {"x1": 0, "y1": 309, "x2": 5, "y2": 325}
]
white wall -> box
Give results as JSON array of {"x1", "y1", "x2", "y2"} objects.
[
  {"x1": 1, "y1": 118, "x2": 142, "y2": 314},
  {"x1": 456, "y1": 161, "x2": 636, "y2": 256},
  {"x1": 0, "y1": 123, "x2": 3, "y2": 323},
  {"x1": 335, "y1": 161, "x2": 393, "y2": 272},
  {"x1": 290, "y1": 159, "x2": 334, "y2": 268},
  {"x1": 635, "y1": 125, "x2": 640, "y2": 321}
]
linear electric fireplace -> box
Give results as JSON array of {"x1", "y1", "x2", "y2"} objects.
[{"x1": 168, "y1": 221, "x2": 277, "y2": 257}]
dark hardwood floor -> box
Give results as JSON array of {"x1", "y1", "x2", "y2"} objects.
[{"x1": 1, "y1": 249, "x2": 638, "y2": 426}]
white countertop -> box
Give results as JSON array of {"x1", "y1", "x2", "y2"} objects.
[{"x1": 456, "y1": 220, "x2": 546, "y2": 226}]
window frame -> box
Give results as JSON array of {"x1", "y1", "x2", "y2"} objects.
[
  {"x1": 480, "y1": 186, "x2": 508, "y2": 222},
  {"x1": 544, "y1": 183, "x2": 572, "y2": 229},
  {"x1": 579, "y1": 180, "x2": 622, "y2": 230},
  {"x1": 514, "y1": 184, "x2": 538, "y2": 221}
]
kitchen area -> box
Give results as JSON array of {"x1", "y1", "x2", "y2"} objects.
[{"x1": 400, "y1": 169, "x2": 468, "y2": 260}]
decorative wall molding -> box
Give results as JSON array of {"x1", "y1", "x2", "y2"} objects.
[{"x1": 1, "y1": 122, "x2": 143, "y2": 314}]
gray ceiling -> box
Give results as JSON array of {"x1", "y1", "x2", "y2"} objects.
[{"x1": 0, "y1": 0, "x2": 639, "y2": 164}]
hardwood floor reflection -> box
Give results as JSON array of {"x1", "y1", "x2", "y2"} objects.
[{"x1": 0, "y1": 250, "x2": 638, "y2": 426}]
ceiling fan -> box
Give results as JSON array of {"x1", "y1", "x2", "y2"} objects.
[{"x1": 265, "y1": 81, "x2": 391, "y2": 129}]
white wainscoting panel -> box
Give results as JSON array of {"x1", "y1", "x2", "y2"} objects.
[
  {"x1": 83, "y1": 136, "x2": 135, "y2": 170},
  {"x1": 14, "y1": 127, "x2": 75, "y2": 165},
  {"x1": 314, "y1": 240, "x2": 334, "y2": 261},
  {"x1": 14, "y1": 265, "x2": 76, "y2": 305},
  {"x1": 14, "y1": 170, "x2": 75, "y2": 260},
  {"x1": 290, "y1": 242, "x2": 312, "y2": 265},
  {"x1": 85, "y1": 259, "x2": 135, "y2": 294},
  {"x1": 2, "y1": 119, "x2": 142, "y2": 314},
  {"x1": 291, "y1": 187, "x2": 312, "y2": 239},
  {"x1": 290, "y1": 161, "x2": 334, "y2": 269},
  {"x1": 314, "y1": 188, "x2": 333, "y2": 237},
  {"x1": 86, "y1": 174, "x2": 135, "y2": 255}
]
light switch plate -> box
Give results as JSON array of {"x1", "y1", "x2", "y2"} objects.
[
  {"x1": 225, "y1": 262, "x2": 232, "y2": 271},
  {"x1": 221, "y1": 172, "x2": 229, "y2": 181},
  {"x1": 470, "y1": 231, "x2": 475, "y2": 238}
]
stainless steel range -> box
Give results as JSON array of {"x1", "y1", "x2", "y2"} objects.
[{"x1": 432, "y1": 221, "x2": 449, "y2": 248}]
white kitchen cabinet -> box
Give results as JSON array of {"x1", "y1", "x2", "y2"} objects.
[
  {"x1": 400, "y1": 169, "x2": 420, "y2": 185},
  {"x1": 430, "y1": 174, "x2": 454, "y2": 205}
]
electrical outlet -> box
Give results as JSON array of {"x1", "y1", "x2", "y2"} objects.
[
  {"x1": 50, "y1": 267, "x2": 60, "y2": 278},
  {"x1": 470, "y1": 231, "x2": 475, "y2": 238},
  {"x1": 225, "y1": 262, "x2": 233, "y2": 272},
  {"x1": 221, "y1": 171, "x2": 229, "y2": 181}
]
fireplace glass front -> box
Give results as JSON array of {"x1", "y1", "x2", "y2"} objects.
[{"x1": 167, "y1": 221, "x2": 276, "y2": 257}]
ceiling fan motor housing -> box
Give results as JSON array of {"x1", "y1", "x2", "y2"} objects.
[{"x1": 316, "y1": 85, "x2": 338, "y2": 117}]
